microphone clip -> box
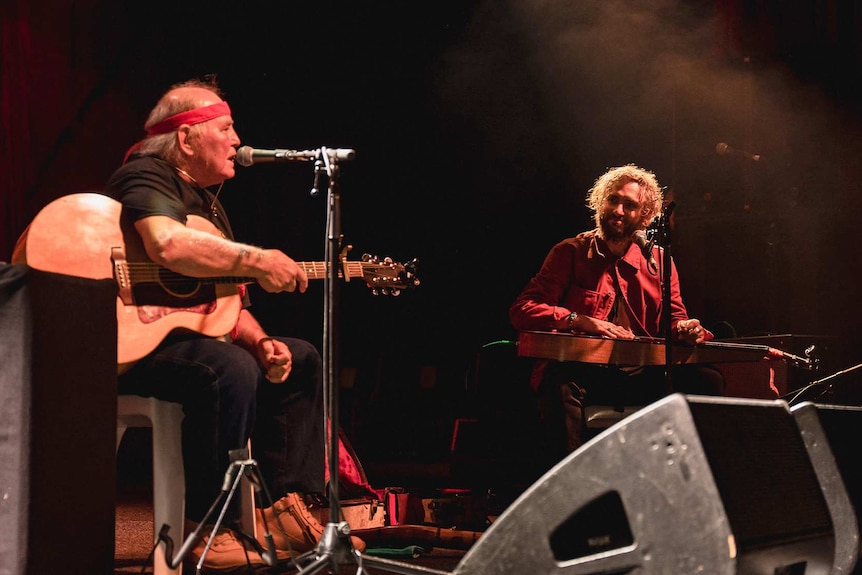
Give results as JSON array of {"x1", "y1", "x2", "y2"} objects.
[
  {"x1": 632, "y1": 229, "x2": 659, "y2": 275},
  {"x1": 642, "y1": 229, "x2": 657, "y2": 252}
]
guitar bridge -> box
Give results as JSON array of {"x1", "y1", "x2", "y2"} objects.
[{"x1": 112, "y1": 246, "x2": 134, "y2": 305}]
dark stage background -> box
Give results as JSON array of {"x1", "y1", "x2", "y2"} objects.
[{"x1": 3, "y1": 0, "x2": 862, "y2": 464}]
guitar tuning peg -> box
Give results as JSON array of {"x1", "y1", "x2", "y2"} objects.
[
  {"x1": 390, "y1": 289, "x2": 401, "y2": 296},
  {"x1": 383, "y1": 256, "x2": 393, "y2": 265},
  {"x1": 361, "y1": 253, "x2": 377, "y2": 263}
]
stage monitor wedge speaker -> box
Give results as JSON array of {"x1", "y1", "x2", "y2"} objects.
[
  {"x1": 453, "y1": 393, "x2": 855, "y2": 575},
  {"x1": 791, "y1": 402, "x2": 862, "y2": 574}
]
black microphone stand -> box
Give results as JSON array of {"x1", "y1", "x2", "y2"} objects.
[
  {"x1": 159, "y1": 448, "x2": 279, "y2": 574},
  {"x1": 290, "y1": 148, "x2": 450, "y2": 575},
  {"x1": 655, "y1": 201, "x2": 677, "y2": 392}
]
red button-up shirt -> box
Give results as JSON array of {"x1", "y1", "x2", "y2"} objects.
[{"x1": 510, "y1": 229, "x2": 694, "y2": 338}]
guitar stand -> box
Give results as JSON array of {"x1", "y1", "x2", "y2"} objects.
[
  {"x1": 159, "y1": 448, "x2": 279, "y2": 574},
  {"x1": 286, "y1": 148, "x2": 449, "y2": 575}
]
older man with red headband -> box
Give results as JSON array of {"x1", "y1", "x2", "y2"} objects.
[{"x1": 106, "y1": 78, "x2": 365, "y2": 571}]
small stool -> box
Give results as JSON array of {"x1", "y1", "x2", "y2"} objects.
[{"x1": 584, "y1": 405, "x2": 644, "y2": 430}]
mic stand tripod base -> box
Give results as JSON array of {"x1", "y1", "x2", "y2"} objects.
[
  {"x1": 292, "y1": 522, "x2": 358, "y2": 575},
  {"x1": 290, "y1": 522, "x2": 452, "y2": 575}
]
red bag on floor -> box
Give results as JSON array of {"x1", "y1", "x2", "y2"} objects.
[{"x1": 325, "y1": 426, "x2": 378, "y2": 499}]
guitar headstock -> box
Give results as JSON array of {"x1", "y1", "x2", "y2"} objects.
[{"x1": 357, "y1": 253, "x2": 420, "y2": 296}]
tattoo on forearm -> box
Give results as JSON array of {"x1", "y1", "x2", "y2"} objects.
[{"x1": 238, "y1": 246, "x2": 265, "y2": 262}]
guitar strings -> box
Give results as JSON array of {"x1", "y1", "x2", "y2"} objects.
[{"x1": 122, "y1": 261, "x2": 390, "y2": 283}]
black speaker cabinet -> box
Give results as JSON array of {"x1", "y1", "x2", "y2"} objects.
[
  {"x1": 0, "y1": 265, "x2": 117, "y2": 575},
  {"x1": 453, "y1": 393, "x2": 856, "y2": 575}
]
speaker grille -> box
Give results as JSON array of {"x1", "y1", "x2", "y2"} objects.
[{"x1": 688, "y1": 399, "x2": 832, "y2": 549}]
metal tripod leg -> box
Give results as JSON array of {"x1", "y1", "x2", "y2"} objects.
[{"x1": 159, "y1": 450, "x2": 278, "y2": 573}]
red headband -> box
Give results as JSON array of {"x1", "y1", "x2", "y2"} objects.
[
  {"x1": 145, "y1": 101, "x2": 231, "y2": 135},
  {"x1": 124, "y1": 101, "x2": 232, "y2": 163}
]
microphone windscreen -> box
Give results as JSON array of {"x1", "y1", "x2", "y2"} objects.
[{"x1": 235, "y1": 146, "x2": 254, "y2": 167}]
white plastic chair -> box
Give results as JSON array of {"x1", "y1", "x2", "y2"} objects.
[{"x1": 117, "y1": 395, "x2": 256, "y2": 575}]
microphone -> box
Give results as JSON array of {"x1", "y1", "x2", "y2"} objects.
[
  {"x1": 235, "y1": 145, "x2": 355, "y2": 167},
  {"x1": 715, "y1": 142, "x2": 761, "y2": 161},
  {"x1": 632, "y1": 230, "x2": 658, "y2": 273}
]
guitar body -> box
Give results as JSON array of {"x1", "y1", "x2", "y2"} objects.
[
  {"x1": 14, "y1": 193, "x2": 418, "y2": 372},
  {"x1": 13, "y1": 193, "x2": 242, "y2": 370}
]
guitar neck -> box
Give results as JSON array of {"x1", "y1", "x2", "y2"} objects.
[
  {"x1": 131, "y1": 261, "x2": 364, "y2": 287},
  {"x1": 297, "y1": 261, "x2": 367, "y2": 281}
]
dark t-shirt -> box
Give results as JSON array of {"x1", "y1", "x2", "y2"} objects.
[
  {"x1": 104, "y1": 154, "x2": 235, "y2": 240},
  {"x1": 104, "y1": 153, "x2": 250, "y2": 311}
]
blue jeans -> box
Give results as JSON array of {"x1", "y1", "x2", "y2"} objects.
[{"x1": 118, "y1": 334, "x2": 325, "y2": 523}]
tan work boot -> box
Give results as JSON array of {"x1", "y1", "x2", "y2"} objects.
[
  {"x1": 257, "y1": 492, "x2": 367, "y2": 555},
  {"x1": 184, "y1": 520, "x2": 270, "y2": 573}
]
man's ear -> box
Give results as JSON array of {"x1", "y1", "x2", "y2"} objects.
[{"x1": 177, "y1": 125, "x2": 194, "y2": 156}]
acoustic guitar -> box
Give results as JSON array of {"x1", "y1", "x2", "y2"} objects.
[{"x1": 12, "y1": 193, "x2": 418, "y2": 371}]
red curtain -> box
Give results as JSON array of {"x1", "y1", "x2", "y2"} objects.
[
  {"x1": 0, "y1": 0, "x2": 141, "y2": 261},
  {"x1": 1, "y1": 1, "x2": 34, "y2": 261}
]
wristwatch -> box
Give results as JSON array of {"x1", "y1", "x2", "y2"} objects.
[{"x1": 567, "y1": 311, "x2": 579, "y2": 330}]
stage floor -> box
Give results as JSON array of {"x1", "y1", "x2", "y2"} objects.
[{"x1": 114, "y1": 483, "x2": 469, "y2": 574}]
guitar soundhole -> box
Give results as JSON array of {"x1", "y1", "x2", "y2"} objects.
[
  {"x1": 132, "y1": 282, "x2": 217, "y2": 308},
  {"x1": 157, "y1": 268, "x2": 203, "y2": 298}
]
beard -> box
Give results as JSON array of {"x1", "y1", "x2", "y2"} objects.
[{"x1": 599, "y1": 213, "x2": 639, "y2": 241}]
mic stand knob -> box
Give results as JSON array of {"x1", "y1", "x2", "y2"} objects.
[{"x1": 310, "y1": 160, "x2": 324, "y2": 196}]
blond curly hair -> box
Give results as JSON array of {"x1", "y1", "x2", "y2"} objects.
[{"x1": 586, "y1": 164, "x2": 664, "y2": 229}]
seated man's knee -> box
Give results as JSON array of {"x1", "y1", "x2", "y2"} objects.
[
  {"x1": 199, "y1": 342, "x2": 261, "y2": 405},
  {"x1": 284, "y1": 338, "x2": 321, "y2": 369},
  {"x1": 273, "y1": 337, "x2": 322, "y2": 385}
]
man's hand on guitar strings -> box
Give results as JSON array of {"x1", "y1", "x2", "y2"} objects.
[
  {"x1": 577, "y1": 316, "x2": 636, "y2": 340},
  {"x1": 676, "y1": 319, "x2": 706, "y2": 345}
]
